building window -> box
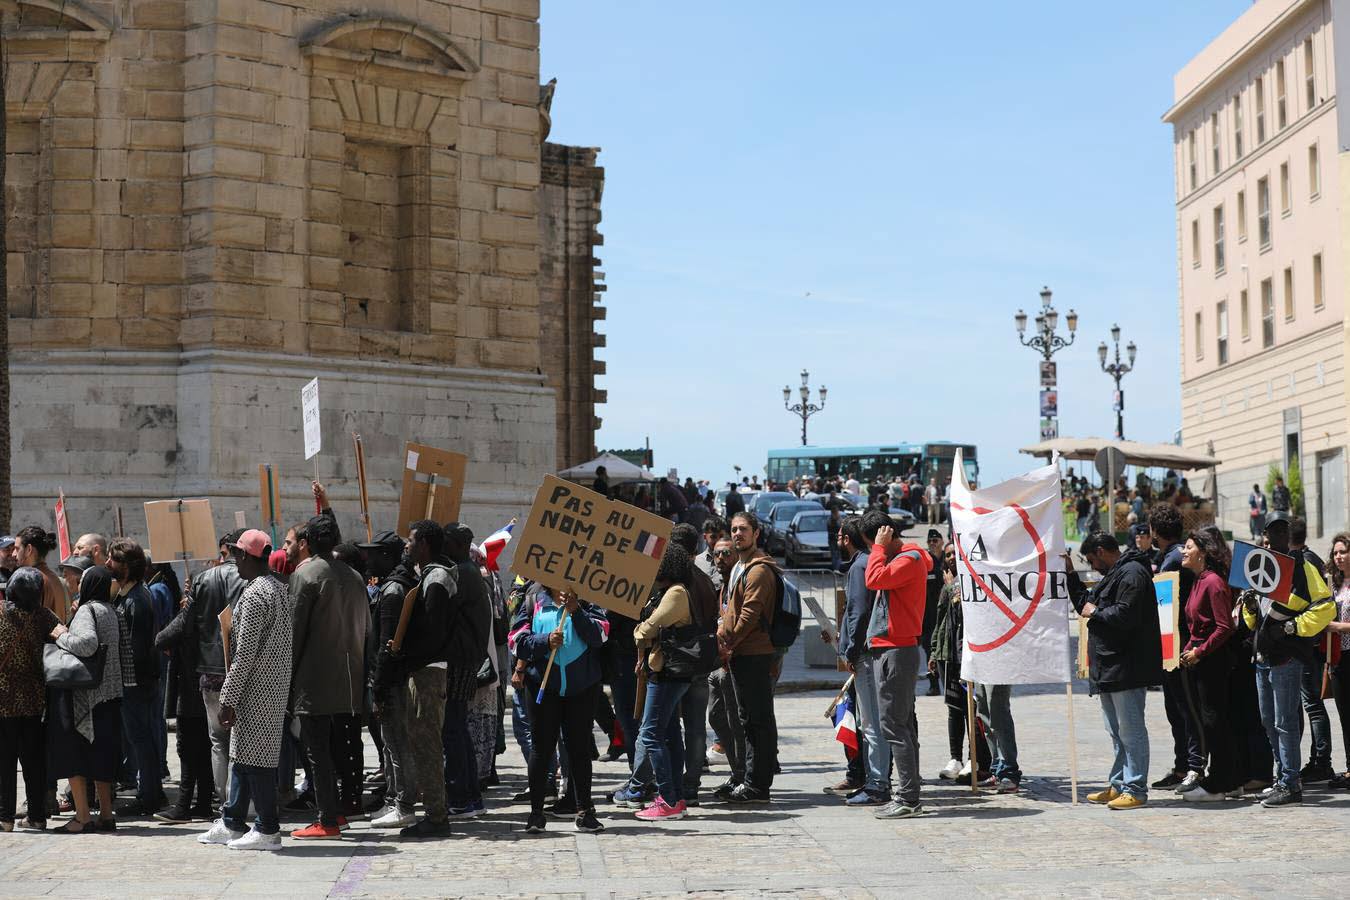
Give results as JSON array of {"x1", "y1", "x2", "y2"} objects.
[
  {"x1": 1261, "y1": 278, "x2": 1275, "y2": 347},
  {"x1": 1211, "y1": 112, "x2": 1221, "y2": 174},
  {"x1": 1256, "y1": 75, "x2": 1267, "y2": 142},
  {"x1": 1234, "y1": 94, "x2": 1244, "y2": 159},
  {"x1": 1284, "y1": 265, "x2": 1295, "y2": 320},
  {"x1": 1237, "y1": 189, "x2": 1247, "y2": 241},
  {"x1": 1305, "y1": 37, "x2": 1316, "y2": 110},
  {"x1": 1217, "y1": 300, "x2": 1229, "y2": 364},
  {"x1": 1309, "y1": 143, "x2": 1320, "y2": 198},
  {"x1": 1191, "y1": 219, "x2": 1200, "y2": 268},
  {"x1": 1240, "y1": 288, "x2": 1250, "y2": 340},
  {"x1": 1280, "y1": 162, "x2": 1290, "y2": 214},
  {"x1": 1213, "y1": 205, "x2": 1225, "y2": 273},
  {"x1": 1257, "y1": 176, "x2": 1271, "y2": 248},
  {"x1": 1276, "y1": 59, "x2": 1287, "y2": 129},
  {"x1": 1194, "y1": 311, "x2": 1203, "y2": 360},
  {"x1": 1313, "y1": 252, "x2": 1324, "y2": 309},
  {"x1": 1187, "y1": 131, "x2": 1197, "y2": 190}
]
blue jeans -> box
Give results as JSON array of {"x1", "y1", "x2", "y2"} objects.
[
  {"x1": 1256, "y1": 660, "x2": 1304, "y2": 789},
  {"x1": 121, "y1": 684, "x2": 163, "y2": 805},
  {"x1": 853, "y1": 654, "x2": 892, "y2": 795},
  {"x1": 680, "y1": 675, "x2": 710, "y2": 801},
  {"x1": 628, "y1": 677, "x2": 690, "y2": 805},
  {"x1": 975, "y1": 683, "x2": 1020, "y2": 783},
  {"x1": 1099, "y1": 687, "x2": 1149, "y2": 799},
  {"x1": 610, "y1": 650, "x2": 640, "y2": 767},
  {"x1": 223, "y1": 761, "x2": 279, "y2": 835}
]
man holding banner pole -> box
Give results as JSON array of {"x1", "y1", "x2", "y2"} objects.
[{"x1": 1069, "y1": 531, "x2": 1161, "y2": 810}]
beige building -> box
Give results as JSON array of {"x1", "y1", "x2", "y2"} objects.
[
  {"x1": 1165, "y1": 0, "x2": 1347, "y2": 539},
  {"x1": 3, "y1": 0, "x2": 607, "y2": 539}
]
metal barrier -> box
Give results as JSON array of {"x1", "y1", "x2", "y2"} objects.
[{"x1": 782, "y1": 568, "x2": 843, "y2": 668}]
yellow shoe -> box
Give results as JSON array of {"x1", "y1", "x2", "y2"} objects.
[
  {"x1": 1086, "y1": 787, "x2": 1120, "y2": 804},
  {"x1": 1107, "y1": 793, "x2": 1146, "y2": 810}
]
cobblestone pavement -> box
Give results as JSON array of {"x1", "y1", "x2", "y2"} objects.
[{"x1": 3, "y1": 685, "x2": 1348, "y2": 899}]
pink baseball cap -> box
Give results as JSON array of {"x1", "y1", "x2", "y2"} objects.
[{"x1": 229, "y1": 529, "x2": 272, "y2": 559}]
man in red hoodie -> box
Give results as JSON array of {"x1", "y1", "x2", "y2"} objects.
[{"x1": 862, "y1": 513, "x2": 932, "y2": 819}]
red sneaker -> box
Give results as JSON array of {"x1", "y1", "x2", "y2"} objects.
[{"x1": 291, "y1": 822, "x2": 340, "y2": 839}]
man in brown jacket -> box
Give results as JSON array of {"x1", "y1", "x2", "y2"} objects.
[{"x1": 716, "y1": 511, "x2": 780, "y2": 803}]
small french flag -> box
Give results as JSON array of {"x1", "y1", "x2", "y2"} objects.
[
  {"x1": 475, "y1": 520, "x2": 515, "y2": 572},
  {"x1": 833, "y1": 696, "x2": 859, "y2": 758},
  {"x1": 635, "y1": 530, "x2": 666, "y2": 559}
]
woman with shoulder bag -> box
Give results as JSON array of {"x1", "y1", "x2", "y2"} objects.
[
  {"x1": 47, "y1": 566, "x2": 124, "y2": 833},
  {"x1": 0, "y1": 568, "x2": 62, "y2": 831},
  {"x1": 625, "y1": 544, "x2": 699, "y2": 823},
  {"x1": 1324, "y1": 533, "x2": 1350, "y2": 789}
]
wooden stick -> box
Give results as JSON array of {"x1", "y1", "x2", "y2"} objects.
[
  {"x1": 264, "y1": 464, "x2": 279, "y2": 547},
  {"x1": 424, "y1": 473, "x2": 438, "y2": 520},
  {"x1": 634, "y1": 666, "x2": 648, "y2": 720},
  {"x1": 535, "y1": 607, "x2": 573, "y2": 704},
  {"x1": 115, "y1": 505, "x2": 124, "y2": 539},
  {"x1": 353, "y1": 433, "x2": 373, "y2": 543},
  {"x1": 825, "y1": 673, "x2": 855, "y2": 719},
  {"x1": 1066, "y1": 680, "x2": 1079, "y2": 805},
  {"x1": 389, "y1": 586, "x2": 419, "y2": 653},
  {"x1": 313, "y1": 460, "x2": 322, "y2": 514},
  {"x1": 967, "y1": 680, "x2": 979, "y2": 794}
]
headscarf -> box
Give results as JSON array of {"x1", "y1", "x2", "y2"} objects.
[
  {"x1": 4, "y1": 566, "x2": 45, "y2": 612},
  {"x1": 79, "y1": 565, "x2": 115, "y2": 606}
]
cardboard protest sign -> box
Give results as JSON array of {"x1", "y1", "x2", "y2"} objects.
[
  {"x1": 55, "y1": 490, "x2": 71, "y2": 562},
  {"x1": 952, "y1": 449, "x2": 1071, "y2": 685},
  {"x1": 1155, "y1": 571, "x2": 1181, "y2": 672},
  {"x1": 301, "y1": 377, "x2": 321, "y2": 460},
  {"x1": 512, "y1": 475, "x2": 673, "y2": 619},
  {"x1": 144, "y1": 499, "x2": 218, "y2": 567},
  {"x1": 397, "y1": 442, "x2": 468, "y2": 537}
]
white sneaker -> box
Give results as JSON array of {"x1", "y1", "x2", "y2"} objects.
[
  {"x1": 1176, "y1": 771, "x2": 1202, "y2": 793},
  {"x1": 227, "y1": 828, "x2": 283, "y2": 851},
  {"x1": 1182, "y1": 787, "x2": 1226, "y2": 803},
  {"x1": 197, "y1": 819, "x2": 246, "y2": 845},
  {"x1": 938, "y1": 759, "x2": 962, "y2": 781},
  {"x1": 371, "y1": 807, "x2": 417, "y2": 829},
  {"x1": 957, "y1": 761, "x2": 972, "y2": 779}
]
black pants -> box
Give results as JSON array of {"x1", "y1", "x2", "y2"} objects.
[
  {"x1": 1162, "y1": 668, "x2": 1203, "y2": 773},
  {"x1": 1193, "y1": 652, "x2": 1239, "y2": 792},
  {"x1": 1300, "y1": 657, "x2": 1333, "y2": 767},
  {"x1": 1331, "y1": 654, "x2": 1350, "y2": 771},
  {"x1": 298, "y1": 715, "x2": 341, "y2": 827},
  {"x1": 730, "y1": 654, "x2": 778, "y2": 791},
  {"x1": 945, "y1": 700, "x2": 992, "y2": 771},
  {"x1": 526, "y1": 682, "x2": 600, "y2": 814},
  {"x1": 175, "y1": 715, "x2": 214, "y2": 811},
  {"x1": 594, "y1": 689, "x2": 616, "y2": 744},
  {"x1": 443, "y1": 696, "x2": 480, "y2": 808},
  {"x1": 1229, "y1": 655, "x2": 1274, "y2": 782},
  {"x1": 328, "y1": 713, "x2": 363, "y2": 809},
  {"x1": 0, "y1": 715, "x2": 46, "y2": 823}
]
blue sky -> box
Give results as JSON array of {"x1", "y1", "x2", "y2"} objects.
[{"x1": 540, "y1": 1, "x2": 1245, "y2": 486}]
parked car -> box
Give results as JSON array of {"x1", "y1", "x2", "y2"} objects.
[
  {"x1": 784, "y1": 510, "x2": 833, "y2": 569},
  {"x1": 885, "y1": 505, "x2": 918, "y2": 532},
  {"x1": 764, "y1": 499, "x2": 825, "y2": 555},
  {"x1": 751, "y1": 491, "x2": 797, "y2": 523}
]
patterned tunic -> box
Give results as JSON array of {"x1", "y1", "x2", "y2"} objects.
[
  {"x1": 220, "y1": 574, "x2": 293, "y2": 768},
  {"x1": 0, "y1": 604, "x2": 59, "y2": 718}
]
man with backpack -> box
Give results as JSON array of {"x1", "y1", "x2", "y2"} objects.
[
  {"x1": 717, "y1": 511, "x2": 782, "y2": 803},
  {"x1": 863, "y1": 514, "x2": 933, "y2": 819}
]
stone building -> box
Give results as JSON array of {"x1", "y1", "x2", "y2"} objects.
[{"x1": 3, "y1": 0, "x2": 607, "y2": 541}]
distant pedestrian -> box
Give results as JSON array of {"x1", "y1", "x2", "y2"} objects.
[{"x1": 1249, "y1": 484, "x2": 1268, "y2": 538}]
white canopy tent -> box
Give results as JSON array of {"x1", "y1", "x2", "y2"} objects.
[
  {"x1": 558, "y1": 452, "x2": 657, "y2": 484},
  {"x1": 1019, "y1": 437, "x2": 1221, "y2": 470}
]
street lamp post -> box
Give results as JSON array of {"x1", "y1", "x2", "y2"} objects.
[
  {"x1": 1097, "y1": 324, "x2": 1136, "y2": 440},
  {"x1": 1014, "y1": 286, "x2": 1077, "y2": 441},
  {"x1": 783, "y1": 369, "x2": 826, "y2": 447}
]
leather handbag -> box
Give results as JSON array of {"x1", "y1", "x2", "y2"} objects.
[{"x1": 43, "y1": 641, "x2": 107, "y2": 690}]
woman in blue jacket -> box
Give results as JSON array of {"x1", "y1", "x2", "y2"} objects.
[{"x1": 508, "y1": 582, "x2": 610, "y2": 834}]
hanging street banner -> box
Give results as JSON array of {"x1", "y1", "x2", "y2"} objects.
[
  {"x1": 512, "y1": 474, "x2": 673, "y2": 619},
  {"x1": 951, "y1": 449, "x2": 1071, "y2": 685}
]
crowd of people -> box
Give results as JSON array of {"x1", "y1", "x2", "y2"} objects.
[{"x1": 4, "y1": 476, "x2": 1349, "y2": 852}]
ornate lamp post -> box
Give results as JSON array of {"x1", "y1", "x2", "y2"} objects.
[
  {"x1": 783, "y1": 369, "x2": 826, "y2": 447},
  {"x1": 1015, "y1": 286, "x2": 1077, "y2": 441},
  {"x1": 1097, "y1": 324, "x2": 1137, "y2": 440}
]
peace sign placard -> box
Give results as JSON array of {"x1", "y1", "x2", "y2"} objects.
[{"x1": 1229, "y1": 541, "x2": 1294, "y2": 603}]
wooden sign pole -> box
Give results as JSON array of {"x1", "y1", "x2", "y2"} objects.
[
  {"x1": 535, "y1": 607, "x2": 573, "y2": 704},
  {"x1": 115, "y1": 505, "x2": 125, "y2": 539},
  {"x1": 174, "y1": 499, "x2": 191, "y2": 583},
  {"x1": 967, "y1": 681, "x2": 979, "y2": 794},
  {"x1": 1066, "y1": 681, "x2": 1079, "y2": 805},
  {"x1": 423, "y1": 474, "x2": 438, "y2": 520},
  {"x1": 264, "y1": 464, "x2": 279, "y2": 547},
  {"x1": 353, "y1": 433, "x2": 373, "y2": 543}
]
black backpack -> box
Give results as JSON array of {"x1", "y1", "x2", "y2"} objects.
[{"x1": 659, "y1": 575, "x2": 721, "y2": 679}]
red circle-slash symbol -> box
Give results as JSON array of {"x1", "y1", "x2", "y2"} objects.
[{"x1": 950, "y1": 501, "x2": 1048, "y2": 652}]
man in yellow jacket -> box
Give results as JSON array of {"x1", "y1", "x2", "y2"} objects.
[{"x1": 1240, "y1": 515, "x2": 1334, "y2": 807}]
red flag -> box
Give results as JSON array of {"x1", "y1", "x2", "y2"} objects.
[{"x1": 55, "y1": 490, "x2": 72, "y2": 561}]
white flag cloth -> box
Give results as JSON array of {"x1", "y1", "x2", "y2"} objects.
[{"x1": 952, "y1": 449, "x2": 1070, "y2": 685}]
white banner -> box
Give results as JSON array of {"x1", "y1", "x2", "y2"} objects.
[
  {"x1": 301, "y1": 377, "x2": 321, "y2": 460},
  {"x1": 953, "y1": 449, "x2": 1070, "y2": 685}
]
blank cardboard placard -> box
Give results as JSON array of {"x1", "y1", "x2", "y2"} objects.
[
  {"x1": 512, "y1": 475, "x2": 673, "y2": 619},
  {"x1": 397, "y1": 442, "x2": 468, "y2": 536},
  {"x1": 144, "y1": 499, "x2": 218, "y2": 564}
]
